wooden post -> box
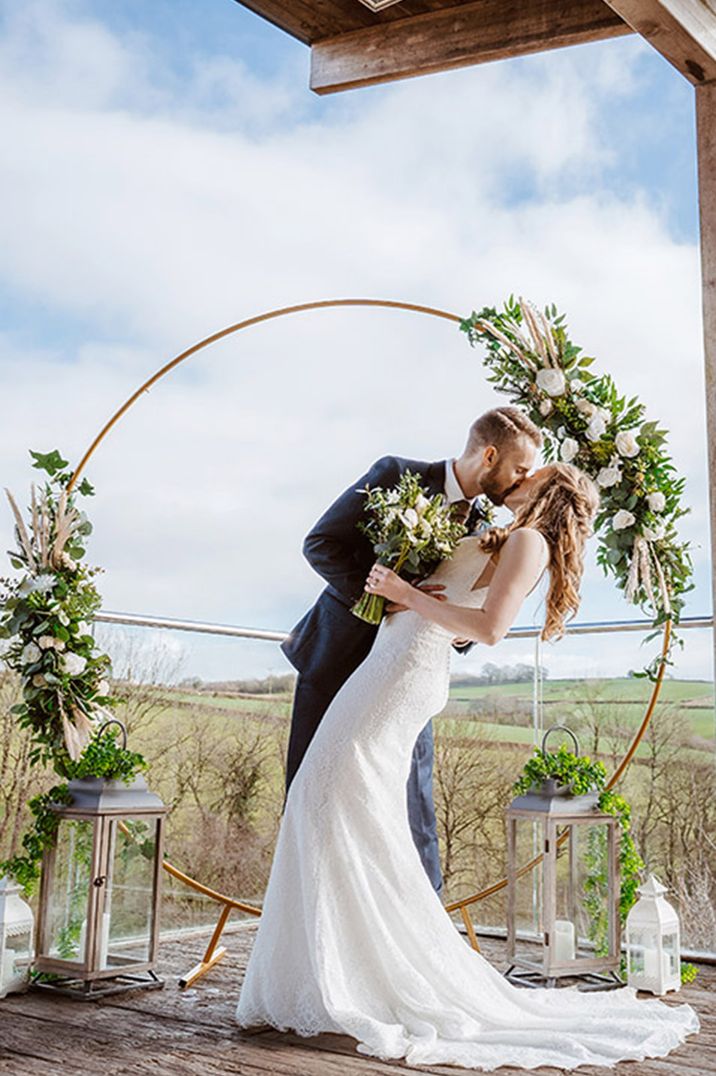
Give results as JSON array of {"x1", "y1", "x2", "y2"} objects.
[{"x1": 695, "y1": 81, "x2": 716, "y2": 708}]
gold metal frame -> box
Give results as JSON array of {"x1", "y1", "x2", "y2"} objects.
[{"x1": 63, "y1": 297, "x2": 670, "y2": 981}]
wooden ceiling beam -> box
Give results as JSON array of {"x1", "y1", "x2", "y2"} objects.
[
  {"x1": 603, "y1": 1, "x2": 716, "y2": 84},
  {"x1": 309, "y1": 0, "x2": 634, "y2": 95}
]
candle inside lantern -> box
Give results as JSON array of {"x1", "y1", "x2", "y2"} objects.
[
  {"x1": 99, "y1": 911, "x2": 110, "y2": 969},
  {"x1": 2, "y1": 949, "x2": 16, "y2": 982},
  {"x1": 643, "y1": 946, "x2": 670, "y2": 980},
  {"x1": 553, "y1": 919, "x2": 575, "y2": 961}
]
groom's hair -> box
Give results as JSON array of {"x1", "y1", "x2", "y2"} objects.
[{"x1": 466, "y1": 406, "x2": 542, "y2": 455}]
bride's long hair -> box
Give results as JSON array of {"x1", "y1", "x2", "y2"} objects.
[{"x1": 477, "y1": 462, "x2": 600, "y2": 642}]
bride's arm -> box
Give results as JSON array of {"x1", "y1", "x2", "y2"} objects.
[{"x1": 366, "y1": 529, "x2": 547, "y2": 645}]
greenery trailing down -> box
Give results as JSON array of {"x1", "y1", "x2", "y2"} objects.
[
  {"x1": 513, "y1": 743, "x2": 698, "y2": 984},
  {"x1": 0, "y1": 449, "x2": 149, "y2": 897},
  {"x1": 460, "y1": 296, "x2": 693, "y2": 681}
]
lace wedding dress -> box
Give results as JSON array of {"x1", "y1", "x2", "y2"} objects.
[{"x1": 235, "y1": 534, "x2": 700, "y2": 1070}]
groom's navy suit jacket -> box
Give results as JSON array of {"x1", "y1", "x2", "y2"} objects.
[{"x1": 281, "y1": 455, "x2": 487, "y2": 694}]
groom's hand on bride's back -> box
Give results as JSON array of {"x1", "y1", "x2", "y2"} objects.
[{"x1": 385, "y1": 582, "x2": 447, "y2": 614}]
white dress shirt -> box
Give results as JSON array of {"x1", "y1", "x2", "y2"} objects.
[{"x1": 443, "y1": 458, "x2": 473, "y2": 505}]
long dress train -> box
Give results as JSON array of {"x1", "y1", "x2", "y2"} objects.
[{"x1": 235, "y1": 535, "x2": 700, "y2": 1070}]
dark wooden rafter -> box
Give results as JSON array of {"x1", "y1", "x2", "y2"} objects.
[
  {"x1": 234, "y1": 1, "x2": 716, "y2": 93},
  {"x1": 603, "y1": 1, "x2": 716, "y2": 84},
  {"x1": 309, "y1": 0, "x2": 633, "y2": 94}
]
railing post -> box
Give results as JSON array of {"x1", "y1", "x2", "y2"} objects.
[{"x1": 696, "y1": 79, "x2": 716, "y2": 733}]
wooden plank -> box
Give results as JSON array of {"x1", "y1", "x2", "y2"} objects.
[
  {"x1": 309, "y1": 0, "x2": 633, "y2": 94},
  {"x1": 696, "y1": 81, "x2": 716, "y2": 744},
  {"x1": 603, "y1": 1, "x2": 716, "y2": 83},
  {"x1": 232, "y1": 0, "x2": 483, "y2": 46}
]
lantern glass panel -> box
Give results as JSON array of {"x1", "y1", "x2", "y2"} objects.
[
  {"x1": 46, "y1": 818, "x2": 94, "y2": 962},
  {"x1": 552, "y1": 819, "x2": 615, "y2": 963},
  {"x1": 662, "y1": 932, "x2": 679, "y2": 978},
  {"x1": 101, "y1": 817, "x2": 159, "y2": 968},
  {"x1": 628, "y1": 927, "x2": 653, "y2": 977}
]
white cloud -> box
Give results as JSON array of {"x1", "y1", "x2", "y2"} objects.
[{"x1": 0, "y1": 2, "x2": 709, "y2": 680}]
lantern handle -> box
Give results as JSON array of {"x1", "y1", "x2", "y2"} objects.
[
  {"x1": 97, "y1": 718, "x2": 128, "y2": 750},
  {"x1": 540, "y1": 723, "x2": 580, "y2": 757}
]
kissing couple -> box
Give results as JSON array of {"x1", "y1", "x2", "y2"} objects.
[{"x1": 235, "y1": 406, "x2": 699, "y2": 1071}]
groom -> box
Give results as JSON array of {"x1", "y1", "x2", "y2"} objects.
[{"x1": 281, "y1": 406, "x2": 542, "y2": 895}]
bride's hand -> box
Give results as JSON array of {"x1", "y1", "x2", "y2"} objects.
[{"x1": 365, "y1": 564, "x2": 447, "y2": 611}]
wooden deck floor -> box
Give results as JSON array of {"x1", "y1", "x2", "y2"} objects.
[{"x1": 0, "y1": 921, "x2": 713, "y2": 1075}]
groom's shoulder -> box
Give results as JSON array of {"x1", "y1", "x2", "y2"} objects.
[{"x1": 368, "y1": 453, "x2": 441, "y2": 477}]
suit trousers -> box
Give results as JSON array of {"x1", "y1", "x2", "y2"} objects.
[{"x1": 283, "y1": 671, "x2": 443, "y2": 895}]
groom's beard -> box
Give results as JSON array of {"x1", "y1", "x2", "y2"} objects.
[{"x1": 481, "y1": 472, "x2": 519, "y2": 506}]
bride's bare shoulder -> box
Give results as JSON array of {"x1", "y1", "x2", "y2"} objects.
[{"x1": 503, "y1": 527, "x2": 549, "y2": 559}]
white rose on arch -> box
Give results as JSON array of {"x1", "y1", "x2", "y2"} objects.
[
  {"x1": 613, "y1": 509, "x2": 636, "y2": 530},
  {"x1": 560, "y1": 437, "x2": 580, "y2": 463},
  {"x1": 61, "y1": 652, "x2": 87, "y2": 677},
  {"x1": 615, "y1": 430, "x2": 640, "y2": 458},
  {"x1": 597, "y1": 465, "x2": 622, "y2": 489},
  {"x1": 647, "y1": 491, "x2": 666, "y2": 512},
  {"x1": 586, "y1": 413, "x2": 607, "y2": 442},
  {"x1": 536, "y1": 368, "x2": 566, "y2": 397}
]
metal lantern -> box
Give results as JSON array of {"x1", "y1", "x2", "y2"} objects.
[
  {"x1": 505, "y1": 725, "x2": 623, "y2": 991},
  {"x1": 0, "y1": 875, "x2": 34, "y2": 998},
  {"x1": 626, "y1": 873, "x2": 681, "y2": 995},
  {"x1": 34, "y1": 722, "x2": 170, "y2": 998}
]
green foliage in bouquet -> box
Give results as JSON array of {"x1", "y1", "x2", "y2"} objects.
[
  {"x1": 460, "y1": 296, "x2": 693, "y2": 681},
  {"x1": 352, "y1": 470, "x2": 469, "y2": 624},
  {"x1": 0, "y1": 450, "x2": 148, "y2": 896}
]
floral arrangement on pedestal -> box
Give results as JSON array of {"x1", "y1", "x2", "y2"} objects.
[
  {"x1": 460, "y1": 295, "x2": 692, "y2": 681},
  {"x1": 0, "y1": 450, "x2": 147, "y2": 895}
]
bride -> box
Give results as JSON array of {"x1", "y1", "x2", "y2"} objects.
[{"x1": 235, "y1": 461, "x2": 700, "y2": 1070}]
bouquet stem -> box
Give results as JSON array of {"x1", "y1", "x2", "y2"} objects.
[
  {"x1": 351, "y1": 590, "x2": 385, "y2": 624},
  {"x1": 351, "y1": 551, "x2": 408, "y2": 625}
]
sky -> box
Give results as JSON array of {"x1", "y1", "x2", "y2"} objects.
[{"x1": 0, "y1": 0, "x2": 712, "y2": 685}]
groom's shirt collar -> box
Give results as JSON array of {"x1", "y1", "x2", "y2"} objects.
[{"x1": 443, "y1": 458, "x2": 473, "y2": 504}]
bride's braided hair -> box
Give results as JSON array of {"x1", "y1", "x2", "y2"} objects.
[{"x1": 477, "y1": 462, "x2": 600, "y2": 642}]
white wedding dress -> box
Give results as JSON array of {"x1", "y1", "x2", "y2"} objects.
[{"x1": 235, "y1": 535, "x2": 700, "y2": 1070}]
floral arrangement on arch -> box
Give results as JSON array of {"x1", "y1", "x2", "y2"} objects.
[
  {"x1": 0, "y1": 450, "x2": 147, "y2": 893},
  {"x1": 460, "y1": 296, "x2": 692, "y2": 680}
]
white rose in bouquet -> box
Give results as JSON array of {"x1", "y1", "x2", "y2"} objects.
[
  {"x1": 576, "y1": 398, "x2": 596, "y2": 417},
  {"x1": 38, "y1": 635, "x2": 58, "y2": 650},
  {"x1": 647, "y1": 491, "x2": 666, "y2": 512},
  {"x1": 539, "y1": 398, "x2": 553, "y2": 416},
  {"x1": 536, "y1": 368, "x2": 566, "y2": 397},
  {"x1": 560, "y1": 438, "x2": 580, "y2": 463},
  {"x1": 32, "y1": 672, "x2": 46, "y2": 687},
  {"x1": 613, "y1": 510, "x2": 635, "y2": 530},
  {"x1": 615, "y1": 430, "x2": 640, "y2": 458},
  {"x1": 61, "y1": 652, "x2": 87, "y2": 677}
]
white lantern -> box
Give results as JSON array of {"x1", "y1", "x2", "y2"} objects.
[
  {"x1": 625, "y1": 873, "x2": 681, "y2": 995},
  {"x1": 0, "y1": 875, "x2": 34, "y2": 998}
]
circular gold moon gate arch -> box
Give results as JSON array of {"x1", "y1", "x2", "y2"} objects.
[{"x1": 66, "y1": 298, "x2": 671, "y2": 987}]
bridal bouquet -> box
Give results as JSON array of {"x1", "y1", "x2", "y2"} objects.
[{"x1": 352, "y1": 470, "x2": 468, "y2": 624}]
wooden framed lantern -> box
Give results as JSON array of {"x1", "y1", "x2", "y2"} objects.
[
  {"x1": 505, "y1": 727, "x2": 623, "y2": 991},
  {"x1": 34, "y1": 728, "x2": 170, "y2": 999}
]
